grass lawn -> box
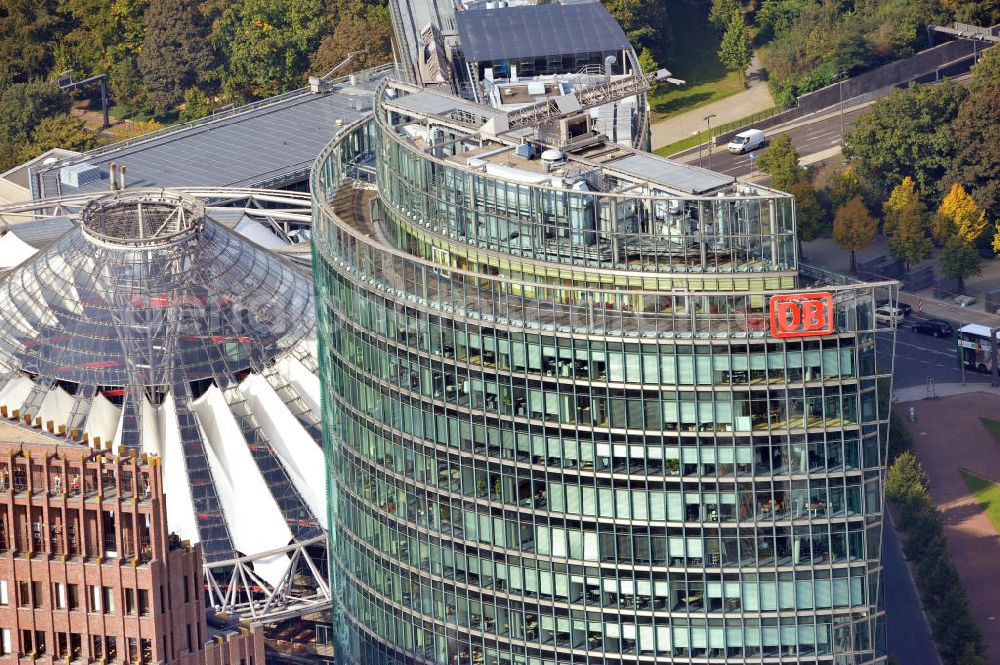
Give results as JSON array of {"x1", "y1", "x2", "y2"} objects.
[
  {"x1": 960, "y1": 469, "x2": 1000, "y2": 535},
  {"x1": 648, "y1": 2, "x2": 745, "y2": 122},
  {"x1": 980, "y1": 418, "x2": 1000, "y2": 444}
]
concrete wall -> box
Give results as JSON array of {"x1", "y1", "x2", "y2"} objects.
[{"x1": 712, "y1": 38, "x2": 989, "y2": 147}]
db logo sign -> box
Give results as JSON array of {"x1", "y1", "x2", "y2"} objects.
[{"x1": 769, "y1": 292, "x2": 834, "y2": 338}]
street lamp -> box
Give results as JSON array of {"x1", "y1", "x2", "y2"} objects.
[
  {"x1": 704, "y1": 113, "x2": 717, "y2": 170},
  {"x1": 836, "y1": 71, "x2": 848, "y2": 145}
]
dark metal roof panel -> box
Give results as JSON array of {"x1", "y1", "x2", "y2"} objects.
[{"x1": 456, "y1": 3, "x2": 631, "y2": 63}]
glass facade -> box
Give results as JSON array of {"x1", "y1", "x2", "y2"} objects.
[{"x1": 312, "y1": 83, "x2": 894, "y2": 665}]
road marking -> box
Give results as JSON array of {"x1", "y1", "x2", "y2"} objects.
[{"x1": 893, "y1": 338, "x2": 956, "y2": 359}]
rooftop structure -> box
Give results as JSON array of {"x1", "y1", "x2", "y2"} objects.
[
  {"x1": 0, "y1": 439, "x2": 263, "y2": 665},
  {"x1": 0, "y1": 188, "x2": 329, "y2": 622},
  {"x1": 23, "y1": 67, "x2": 391, "y2": 200},
  {"x1": 312, "y1": 74, "x2": 895, "y2": 665},
  {"x1": 389, "y1": 0, "x2": 653, "y2": 148}
]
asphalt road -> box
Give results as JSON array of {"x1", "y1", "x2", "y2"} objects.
[
  {"x1": 878, "y1": 314, "x2": 991, "y2": 390},
  {"x1": 675, "y1": 106, "x2": 870, "y2": 177}
]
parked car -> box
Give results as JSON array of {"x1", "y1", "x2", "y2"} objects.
[
  {"x1": 910, "y1": 319, "x2": 954, "y2": 337},
  {"x1": 876, "y1": 299, "x2": 912, "y2": 317},
  {"x1": 875, "y1": 305, "x2": 905, "y2": 327},
  {"x1": 727, "y1": 128, "x2": 766, "y2": 154}
]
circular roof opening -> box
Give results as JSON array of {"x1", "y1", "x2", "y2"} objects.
[{"x1": 81, "y1": 190, "x2": 204, "y2": 247}]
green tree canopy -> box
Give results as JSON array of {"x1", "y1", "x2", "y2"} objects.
[
  {"x1": 945, "y1": 83, "x2": 1000, "y2": 222},
  {"x1": 788, "y1": 181, "x2": 827, "y2": 257},
  {"x1": 213, "y1": 0, "x2": 324, "y2": 98},
  {"x1": 708, "y1": 0, "x2": 740, "y2": 31},
  {"x1": 969, "y1": 42, "x2": 1000, "y2": 93},
  {"x1": 756, "y1": 134, "x2": 803, "y2": 191},
  {"x1": 843, "y1": 81, "x2": 968, "y2": 199},
  {"x1": 718, "y1": 10, "x2": 752, "y2": 85},
  {"x1": 180, "y1": 87, "x2": 212, "y2": 122},
  {"x1": 0, "y1": 0, "x2": 65, "y2": 82},
  {"x1": 0, "y1": 81, "x2": 72, "y2": 171},
  {"x1": 27, "y1": 113, "x2": 98, "y2": 156},
  {"x1": 138, "y1": 0, "x2": 214, "y2": 116},
  {"x1": 832, "y1": 196, "x2": 878, "y2": 273},
  {"x1": 939, "y1": 238, "x2": 982, "y2": 293}
]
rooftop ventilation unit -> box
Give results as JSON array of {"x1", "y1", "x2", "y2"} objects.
[{"x1": 59, "y1": 163, "x2": 101, "y2": 188}]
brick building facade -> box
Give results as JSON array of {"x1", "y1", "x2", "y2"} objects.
[{"x1": 0, "y1": 438, "x2": 263, "y2": 665}]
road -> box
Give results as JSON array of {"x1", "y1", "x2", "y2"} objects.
[
  {"x1": 878, "y1": 314, "x2": 991, "y2": 390},
  {"x1": 674, "y1": 106, "x2": 870, "y2": 177}
]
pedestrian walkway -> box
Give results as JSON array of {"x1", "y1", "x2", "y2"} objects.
[
  {"x1": 900, "y1": 393, "x2": 1000, "y2": 664},
  {"x1": 895, "y1": 382, "x2": 1000, "y2": 402},
  {"x1": 650, "y1": 54, "x2": 774, "y2": 150}
]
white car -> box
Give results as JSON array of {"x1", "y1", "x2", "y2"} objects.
[
  {"x1": 874, "y1": 305, "x2": 905, "y2": 327},
  {"x1": 727, "y1": 128, "x2": 766, "y2": 154}
]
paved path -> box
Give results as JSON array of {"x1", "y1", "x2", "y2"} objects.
[
  {"x1": 650, "y1": 54, "x2": 774, "y2": 150},
  {"x1": 902, "y1": 393, "x2": 1000, "y2": 664},
  {"x1": 883, "y1": 512, "x2": 941, "y2": 665}
]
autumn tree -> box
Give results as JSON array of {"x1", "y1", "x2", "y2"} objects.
[
  {"x1": 718, "y1": 10, "x2": 752, "y2": 86},
  {"x1": 882, "y1": 177, "x2": 922, "y2": 236},
  {"x1": 833, "y1": 196, "x2": 878, "y2": 273},
  {"x1": 756, "y1": 134, "x2": 803, "y2": 191},
  {"x1": 933, "y1": 183, "x2": 987, "y2": 246},
  {"x1": 887, "y1": 204, "x2": 932, "y2": 271},
  {"x1": 310, "y1": 0, "x2": 393, "y2": 75},
  {"x1": 138, "y1": 0, "x2": 214, "y2": 116}
]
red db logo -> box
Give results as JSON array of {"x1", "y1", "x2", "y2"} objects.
[{"x1": 769, "y1": 292, "x2": 834, "y2": 338}]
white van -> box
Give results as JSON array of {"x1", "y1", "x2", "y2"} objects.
[{"x1": 727, "y1": 128, "x2": 766, "y2": 154}]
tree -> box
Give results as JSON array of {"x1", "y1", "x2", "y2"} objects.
[
  {"x1": 309, "y1": 0, "x2": 394, "y2": 75},
  {"x1": 213, "y1": 0, "x2": 324, "y2": 98},
  {"x1": 884, "y1": 177, "x2": 931, "y2": 270},
  {"x1": 0, "y1": 0, "x2": 65, "y2": 81},
  {"x1": 718, "y1": 10, "x2": 752, "y2": 86},
  {"x1": 843, "y1": 81, "x2": 968, "y2": 199},
  {"x1": 934, "y1": 183, "x2": 987, "y2": 246},
  {"x1": 108, "y1": 55, "x2": 151, "y2": 118},
  {"x1": 788, "y1": 181, "x2": 827, "y2": 257},
  {"x1": 885, "y1": 451, "x2": 929, "y2": 505},
  {"x1": 833, "y1": 196, "x2": 877, "y2": 273},
  {"x1": 756, "y1": 134, "x2": 803, "y2": 191},
  {"x1": 0, "y1": 81, "x2": 72, "y2": 171},
  {"x1": 180, "y1": 87, "x2": 212, "y2": 122},
  {"x1": 883, "y1": 177, "x2": 921, "y2": 236},
  {"x1": 939, "y1": 238, "x2": 981, "y2": 293},
  {"x1": 945, "y1": 84, "x2": 1000, "y2": 222},
  {"x1": 138, "y1": 0, "x2": 214, "y2": 116},
  {"x1": 830, "y1": 165, "x2": 867, "y2": 209},
  {"x1": 709, "y1": 0, "x2": 740, "y2": 31},
  {"x1": 27, "y1": 113, "x2": 98, "y2": 155},
  {"x1": 969, "y1": 42, "x2": 1000, "y2": 93},
  {"x1": 638, "y1": 47, "x2": 658, "y2": 74},
  {"x1": 889, "y1": 205, "x2": 932, "y2": 271}
]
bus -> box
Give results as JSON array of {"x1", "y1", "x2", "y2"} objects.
[{"x1": 957, "y1": 323, "x2": 1000, "y2": 372}]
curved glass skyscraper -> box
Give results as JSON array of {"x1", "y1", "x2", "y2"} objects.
[{"x1": 312, "y1": 78, "x2": 894, "y2": 665}]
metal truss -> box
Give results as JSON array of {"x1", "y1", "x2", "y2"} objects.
[{"x1": 203, "y1": 534, "x2": 331, "y2": 624}]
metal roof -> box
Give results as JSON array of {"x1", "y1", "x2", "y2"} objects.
[
  {"x1": 31, "y1": 69, "x2": 391, "y2": 199},
  {"x1": 456, "y1": 2, "x2": 631, "y2": 63},
  {"x1": 605, "y1": 153, "x2": 735, "y2": 195}
]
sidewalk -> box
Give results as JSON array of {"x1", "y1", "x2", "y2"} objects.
[{"x1": 650, "y1": 54, "x2": 774, "y2": 150}]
